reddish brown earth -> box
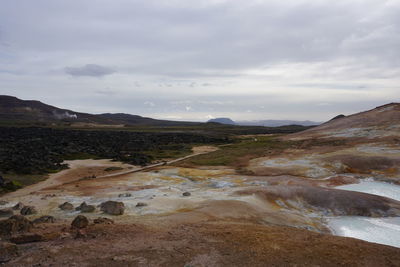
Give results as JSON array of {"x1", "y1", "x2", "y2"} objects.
[{"x1": 4, "y1": 219, "x2": 400, "y2": 267}]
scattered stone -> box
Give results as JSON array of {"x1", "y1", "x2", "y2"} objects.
[
  {"x1": 0, "y1": 200, "x2": 8, "y2": 205},
  {"x1": 0, "y1": 241, "x2": 18, "y2": 263},
  {"x1": 71, "y1": 215, "x2": 89, "y2": 229},
  {"x1": 33, "y1": 215, "x2": 56, "y2": 224},
  {"x1": 118, "y1": 193, "x2": 132, "y2": 197},
  {"x1": 0, "y1": 208, "x2": 13, "y2": 217},
  {"x1": 12, "y1": 202, "x2": 24, "y2": 210},
  {"x1": 100, "y1": 201, "x2": 125, "y2": 215},
  {"x1": 20, "y1": 206, "x2": 37, "y2": 215},
  {"x1": 76, "y1": 202, "x2": 96, "y2": 213},
  {"x1": 0, "y1": 215, "x2": 33, "y2": 237},
  {"x1": 135, "y1": 202, "x2": 148, "y2": 207},
  {"x1": 93, "y1": 217, "x2": 114, "y2": 225},
  {"x1": 182, "y1": 192, "x2": 191, "y2": 197},
  {"x1": 10, "y1": 233, "x2": 44, "y2": 244},
  {"x1": 59, "y1": 202, "x2": 74, "y2": 211}
]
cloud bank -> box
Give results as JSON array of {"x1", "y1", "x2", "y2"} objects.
[
  {"x1": 0, "y1": 0, "x2": 399, "y2": 121},
  {"x1": 65, "y1": 64, "x2": 115, "y2": 77}
]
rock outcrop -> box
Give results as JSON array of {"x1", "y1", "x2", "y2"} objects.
[
  {"x1": 71, "y1": 215, "x2": 89, "y2": 229},
  {"x1": 0, "y1": 215, "x2": 33, "y2": 237},
  {"x1": 59, "y1": 202, "x2": 74, "y2": 210},
  {"x1": 100, "y1": 201, "x2": 125, "y2": 215},
  {"x1": 20, "y1": 206, "x2": 37, "y2": 215},
  {"x1": 76, "y1": 202, "x2": 95, "y2": 213}
]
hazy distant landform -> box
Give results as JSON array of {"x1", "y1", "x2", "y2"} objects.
[{"x1": 209, "y1": 117, "x2": 321, "y2": 127}]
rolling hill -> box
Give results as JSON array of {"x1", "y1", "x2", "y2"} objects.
[{"x1": 0, "y1": 95, "x2": 199, "y2": 127}]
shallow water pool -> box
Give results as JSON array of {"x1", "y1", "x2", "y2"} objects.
[
  {"x1": 329, "y1": 180, "x2": 400, "y2": 248},
  {"x1": 336, "y1": 179, "x2": 400, "y2": 201},
  {"x1": 329, "y1": 216, "x2": 400, "y2": 248}
]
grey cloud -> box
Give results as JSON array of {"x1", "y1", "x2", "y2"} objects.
[
  {"x1": 65, "y1": 64, "x2": 115, "y2": 77},
  {"x1": 0, "y1": 0, "x2": 399, "y2": 121}
]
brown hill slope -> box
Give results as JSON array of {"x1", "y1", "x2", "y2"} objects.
[{"x1": 288, "y1": 103, "x2": 400, "y2": 139}]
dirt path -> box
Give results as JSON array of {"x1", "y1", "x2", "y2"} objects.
[
  {"x1": 95, "y1": 145, "x2": 219, "y2": 179},
  {"x1": 3, "y1": 146, "x2": 219, "y2": 198}
]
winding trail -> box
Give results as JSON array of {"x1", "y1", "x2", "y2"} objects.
[
  {"x1": 3, "y1": 146, "x2": 218, "y2": 198},
  {"x1": 96, "y1": 145, "x2": 219, "y2": 179}
]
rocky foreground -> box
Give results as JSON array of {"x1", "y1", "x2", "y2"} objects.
[{"x1": 1, "y1": 211, "x2": 400, "y2": 266}]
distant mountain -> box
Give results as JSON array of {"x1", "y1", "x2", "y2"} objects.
[
  {"x1": 207, "y1": 118, "x2": 236, "y2": 125},
  {"x1": 207, "y1": 117, "x2": 320, "y2": 127},
  {"x1": 0, "y1": 95, "x2": 198, "y2": 127}
]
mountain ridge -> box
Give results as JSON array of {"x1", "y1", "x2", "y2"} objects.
[{"x1": 0, "y1": 95, "x2": 199, "y2": 126}]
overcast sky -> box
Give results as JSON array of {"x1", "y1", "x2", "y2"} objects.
[{"x1": 0, "y1": 0, "x2": 399, "y2": 122}]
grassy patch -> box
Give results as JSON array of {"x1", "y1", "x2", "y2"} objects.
[
  {"x1": 175, "y1": 135, "x2": 297, "y2": 170},
  {"x1": 2, "y1": 173, "x2": 48, "y2": 187},
  {"x1": 143, "y1": 144, "x2": 194, "y2": 160}
]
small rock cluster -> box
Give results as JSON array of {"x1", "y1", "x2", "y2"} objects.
[{"x1": 0, "y1": 202, "x2": 38, "y2": 217}]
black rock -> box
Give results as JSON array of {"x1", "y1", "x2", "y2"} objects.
[
  {"x1": 71, "y1": 215, "x2": 89, "y2": 229},
  {"x1": 59, "y1": 202, "x2": 74, "y2": 211},
  {"x1": 76, "y1": 202, "x2": 95, "y2": 213},
  {"x1": 100, "y1": 201, "x2": 125, "y2": 215},
  {"x1": 20, "y1": 206, "x2": 37, "y2": 215}
]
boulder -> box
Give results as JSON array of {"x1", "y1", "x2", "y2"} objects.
[
  {"x1": 182, "y1": 192, "x2": 191, "y2": 197},
  {"x1": 0, "y1": 215, "x2": 33, "y2": 237},
  {"x1": 59, "y1": 202, "x2": 74, "y2": 211},
  {"x1": 135, "y1": 202, "x2": 148, "y2": 207},
  {"x1": 33, "y1": 215, "x2": 55, "y2": 224},
  {"x1": 20, "y1": 206, "x2": 37, "y2": 215},
  {"x1": 0, "y1": 242, "x2": 18, "y2": 263},
  {"x1": 76, "y1": 202, "x2": 95, "y2": 213},
  {"x1": 0, "y1": 208, "x2": 13, "y2": 218},
  {"x1": 12, "y1": 202, "x2": 24, "y2": 210},
  {"x1": 71, "y1": 215, "x2": 89, "y2": 229},
  {"x1": 0, "y1": 200, "x2": 8, "y2": 206},
  {"x1": 100, "y1": 201, "x2": 125, "y2": 215},
  {"x1": 93, "y1": 217, "x2": 114, "y2": 225}
]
